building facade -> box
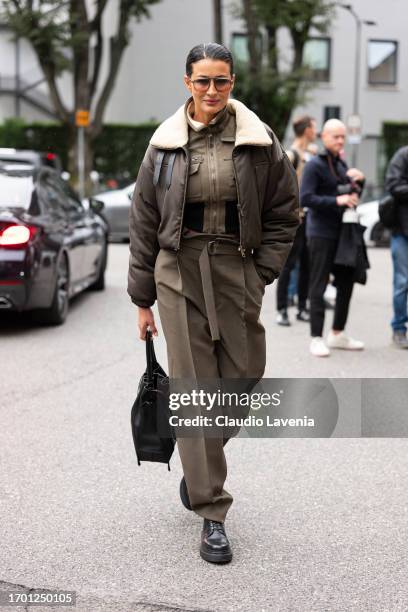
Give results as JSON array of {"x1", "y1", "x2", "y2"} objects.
[{"x1": 1, "y1": 0, "x2": 407, "y2": 192}]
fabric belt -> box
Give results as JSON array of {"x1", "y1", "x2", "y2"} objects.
[{"x1": 180, "y1": 236, "x2": 242, "y2": 342}]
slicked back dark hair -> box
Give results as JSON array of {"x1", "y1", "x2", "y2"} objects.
[{"x1": 186, "y1": 43, "x2": 234, "y2": 77}]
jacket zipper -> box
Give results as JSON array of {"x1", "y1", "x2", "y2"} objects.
[
  {"x1": 176, "y1": 147, "x2": 190, "y2": 251},
  {"x1": 232, "y1": 152, "x2": 246, "y2": 258}
]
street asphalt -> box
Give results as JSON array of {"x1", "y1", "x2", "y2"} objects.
[{"x1": 0, "y1": 244, "x2": 407, "y2": 612}]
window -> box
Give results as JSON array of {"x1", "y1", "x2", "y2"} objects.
[
  {"x1": 324, "y1": 106, "x2": 341, "y2": 122},
  {"x1": 230, "y1": 32, "x2": 262, "y2": 64},
  {"x1": 38, "y1": 170, "x2": 67, "y2": 219},
  {"x1": 303, "y1": 37, "x2": 331, "y2": 82},
  {"x1": 0, "y1": 173, "x2": 34, "y2": 210},
  {"x1": 59, "y1": 178, "x2": 84, "y2": 217},
  {"x1": 368, "y1": 40, "x2": 398, "y2": 85}
]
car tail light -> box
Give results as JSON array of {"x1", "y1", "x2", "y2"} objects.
[{"x1": 0, "y1": 224, "x2": 37, "y2": 247}]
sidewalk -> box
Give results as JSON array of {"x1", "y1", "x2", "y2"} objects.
[
  {"x1": 1, "y1": 245, "x2": 407, "y2": 612},
  {"x1": 260, "y1": 247, "x2": 406, "y2": 378}
]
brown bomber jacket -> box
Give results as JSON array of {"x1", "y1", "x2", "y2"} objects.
[{"x1": 128, "y1": 98, "x2": 300, "y2": 308}]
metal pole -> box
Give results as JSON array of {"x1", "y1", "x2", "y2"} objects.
[
  {"x1": 353, "y1": 16, "x2": 361, "y2": 116},
  {"x1": 352, "y1": 13, "x2": 361, "y2": 166},
  {"x1": 213, "y1": 0, "x2": 223, "y2": 44},
  {"x1": 15, "y1": 37, "x2": 20, "y2": 118},
  {"x1": 78, "y1": 126, "x2": 85, "y2": 200}
]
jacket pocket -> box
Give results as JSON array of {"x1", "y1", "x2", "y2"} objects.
[
  {"x1": 251, "y1": 257, "x2": 266, "y2": 292},
  {"x1": 186, "y1": 156, "x2": 203, "y2": 201},
  {"x1": 189, "y1": 162, "x2": 201, "y2": 174},
  {"x1": 245, "y1": 257, "x2": 266, "y2": 307},
  {"x1": 219, "y1": 157, "x2": 237, "y2": 199}
]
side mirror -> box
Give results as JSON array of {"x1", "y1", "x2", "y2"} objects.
[{"x1": 89, "y1": 198, "x2": 105, "y2": 214}]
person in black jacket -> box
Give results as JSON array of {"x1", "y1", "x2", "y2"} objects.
[
  {"x1": 385, "y1": 145, "x2": 408, "y2": 349},
  {"x1": 301, "y1": 119, "x2": 365, "y2": 357}
]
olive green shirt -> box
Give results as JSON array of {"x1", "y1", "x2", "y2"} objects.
[{"x1": 182, "y1": 99, "x2": 239, "y2": 238}]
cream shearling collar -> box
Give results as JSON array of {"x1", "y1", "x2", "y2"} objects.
[{"x1": 150, "y1": 98, "x2": 272, "y2": 149}]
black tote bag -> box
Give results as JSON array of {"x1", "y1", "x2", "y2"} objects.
[
  {"x1": 130, "y1": 330, "x2": 175, "y2": 470},
  {"x1": 379, "y1": 194, "x2": 397, "y2": 229},
  {"x1": 334, "y1": 212, "x2": 370, "y2": 285}
]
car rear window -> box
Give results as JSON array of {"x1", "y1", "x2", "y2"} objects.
[
  {"x1": 0, "y1": 167, "x2": 35, "y2": 209},
  {"x1": 0, "y1": 156, "x2": 34, "y2": 165},
  {"x1": 0, "y1": 152, "x2": 62, "y2": 172}
]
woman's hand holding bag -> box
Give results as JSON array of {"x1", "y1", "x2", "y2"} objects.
[{"x1": 138, "y1": 307, "x2": 158, "y2": 340}]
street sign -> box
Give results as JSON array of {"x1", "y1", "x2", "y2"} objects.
[
  {"x1": 347, "y1": 114, "x2": 362, "y2": 145},
  {"x1": 75, "y1": 110, "x2": 90, "y2": 127}
]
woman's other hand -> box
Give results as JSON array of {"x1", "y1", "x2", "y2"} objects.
[
  {"x1": 138, "y1": 307, "x2": 158, "y2": 340},
  {"x1": 346, "y1": 168, "x2": 365, "y2": 182},
  {"x1": 336, "y1": 193, "x2": 359, "y2": 208}
]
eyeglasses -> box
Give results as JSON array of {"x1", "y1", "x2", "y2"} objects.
[{"x1": 190, "y1": 77, "x2": 233, "y2": 92}]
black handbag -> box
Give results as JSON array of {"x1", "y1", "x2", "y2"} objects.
[
  {"x1": 130, "y1": 330, "x2": 175, "y2": 469},
  {"x1": 379, "y1": 194, "x2": 397, "y2": 229},
  {"x1": 334, "y1": 209, "x2": 370, "y2": 285}
]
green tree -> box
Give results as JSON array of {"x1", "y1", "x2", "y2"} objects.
[
  {"x1": 234, "y1": 0, "x2": 334, "y2": 140},
  {"x1": 1, "y1": 0, "x2": 161, "y2": 192}
]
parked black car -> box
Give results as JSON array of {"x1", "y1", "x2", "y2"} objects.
[{"x1": 0, "y1": 162, "x2": 108, "y2": 324}]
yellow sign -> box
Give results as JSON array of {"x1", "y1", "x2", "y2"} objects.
[{"x1": 75, "y1": 110, "x2": 90, "y2": 127}]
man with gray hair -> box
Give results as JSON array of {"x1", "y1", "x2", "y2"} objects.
[{"x1": 300, "y1": 119, "x2": 365, "y2": 357}]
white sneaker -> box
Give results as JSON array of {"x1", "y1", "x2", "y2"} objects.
[
  {"x1": 310, "y1": 337, "x2": 330, "y2": 357},
  {"x1": 326, "y1": 331, "x2": 364, "y2": 350}
]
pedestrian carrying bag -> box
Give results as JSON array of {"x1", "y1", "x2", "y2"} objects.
[
  {"x1": 378, "y1": 194, "x2": 397, "y2": 229},
  {"x1": 130, "y1": 330, "x2": 175, "y2": 469}
]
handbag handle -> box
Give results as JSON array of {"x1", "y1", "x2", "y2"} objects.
[{"x1": 145, "y1": 329, "x2": 158, "y2": 383}]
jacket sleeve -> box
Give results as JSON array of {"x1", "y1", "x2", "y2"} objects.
[
  {"x1": 253, "y1": 146, "x2": 300, "y2": 284},
  {"x1": 127, "y1": 146, "x2": 161, "y2": 307},
  {"x1": 385, "y1": 149, "x2": 408, "y2": 203},
  {"x1": 300, "y1": 161, "x2": 338, "y2": 209}
]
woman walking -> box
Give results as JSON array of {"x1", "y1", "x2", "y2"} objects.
[{"x1": 128, "y1": 43, "x2": 299, "y2": 563}]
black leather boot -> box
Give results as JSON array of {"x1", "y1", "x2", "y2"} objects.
[
  {"x1": 179, "y1": 476, "x2": 192, "y2": 511},
  {"x1": 200, "y1": 519, "x2": 232, "y2": 564}
]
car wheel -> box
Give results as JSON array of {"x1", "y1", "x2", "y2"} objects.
[
  {"x1": 371, "y1": 222, "x2": 391, "y2": 247},
  {"x1": 89, "y1": 239, "x2": 107, "y2": 291},
  {"x1": 36, "y1": 253, "x2": 70, "y2": 325}
]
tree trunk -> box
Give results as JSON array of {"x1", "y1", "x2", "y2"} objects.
[
  {"x1": 266, "y1": 25, "x2": 278, "y2": 72},
  {"x1": 242, "y1": 0, "x2": 260, "y2": 77},
  {"x1": 292, "y1": 34, "x2": 306, "y2": 71}
]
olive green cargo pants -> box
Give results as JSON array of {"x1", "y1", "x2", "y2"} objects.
[{"x1": 154, "y1": 236, "x2": 266, "y2": 522}]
